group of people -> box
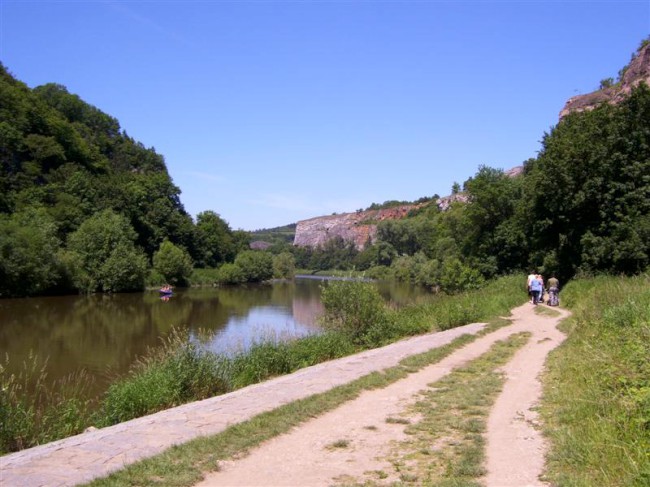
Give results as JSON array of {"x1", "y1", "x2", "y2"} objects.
[{"x1": 527, "y1": 272, "x2": 560, "y2": 306}]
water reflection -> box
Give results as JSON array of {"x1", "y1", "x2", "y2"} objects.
[{"x1": 0, "y1": 279, "x2": 430, "y2": 397}]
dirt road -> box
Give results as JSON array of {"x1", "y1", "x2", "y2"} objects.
[{"x1": 195, "y1": 303, "x2": 570, "y2": 486}]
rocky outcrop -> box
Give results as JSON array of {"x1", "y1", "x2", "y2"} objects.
[
  {"x1": 435, "y1": 193, "x2": 469, "y2": 212},
  {"x1": 560, "y1": 41, "x2": 650, "y2": 118},
  {"x1": 293, "y1": 205, "x2": 421, "y2": 250},
  {"x1": 294, "y1": 166, "x2": 525, "y2": 250}
]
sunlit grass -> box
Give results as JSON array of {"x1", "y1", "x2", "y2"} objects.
[{"x1": 541, "y1": 274, "x2": 650, "y2": 487}]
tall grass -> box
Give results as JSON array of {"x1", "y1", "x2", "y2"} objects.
[
  {"x1": 542, "y1": 274, "x2": 650, "y2": 486},
  {"x1": 227, "y1": 331, "x2": 355, "y2": 389},
  {"x1": 0, "y1": 352, "x2": 96, "y2": 452},
  {"x1": 392, "y1": 274, "x2": 524, "y2": 333},
  {"x1": 98, "y1": 329, "x2": 231, "y2": 426},
  {"x1": 1, "y1": 274, "x2": 525, "y2": 455}
]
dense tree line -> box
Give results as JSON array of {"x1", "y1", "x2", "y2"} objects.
[
  {"x1": 0, "y1": 64, "x2": 252, "y2": 296},
  {"x1": 2, "y1": 44, "x2": 649, "y2": 297},
  {"x1": 282, "y1": 83, "x2": 650, "y2": 288}
]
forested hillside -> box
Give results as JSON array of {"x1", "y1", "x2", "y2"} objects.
[
  {"x1": 1, "y1": 38, "x2": 649, "y2": 297},
  {"x1": 0, "y1": 64, "x2": 250, "y2": 296},
  {"x1": 289, "y1": 40, "x2": 650, "y2": 284}
]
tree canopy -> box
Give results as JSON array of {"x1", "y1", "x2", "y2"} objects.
[
  {"x1": 0, "y1": 64, "x2": 250, "y2": 296},
  {"x1": 1, "y1": 52, "x2": 648, "y2": 296}
]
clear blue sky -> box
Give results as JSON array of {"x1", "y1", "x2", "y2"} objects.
[{"x1": 1, "y1": 1, "x2": 648, "y2": 230}]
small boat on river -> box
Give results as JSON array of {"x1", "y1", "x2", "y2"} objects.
[{"x1": 159, "y1": 285, "x2": 173, "y2": 296}]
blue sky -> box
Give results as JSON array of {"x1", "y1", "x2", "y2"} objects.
[{"x1": 1, "y1": 1, "x2": 648, "y2": 230}]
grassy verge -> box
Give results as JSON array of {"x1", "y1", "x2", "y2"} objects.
[
  {"x1": 541, "y1": 274, "x2": 650, "y2": 487},
  {"x1": 0, "y1": 275, "x2": 525, "y2": 454},
  {"x1": 85, "y1": 318, "x2": 515, "y2": 487}
]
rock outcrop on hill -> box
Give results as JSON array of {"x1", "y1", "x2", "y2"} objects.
[
  {"x1": 560, "y1": 41, "x2": 650, "y2": 118},
  {"x1": 293, "y1": 205, "x2": 421, "y2": 250},
  {"x1": 293, "y1": 40, "x2": 649, "y2": 253},
  {"x1": 293, "y1": 165, "x2": 525, "y2": 250}
]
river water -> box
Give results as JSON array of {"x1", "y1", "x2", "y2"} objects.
[{"x1": 0, "y1": 277, "x2": 429, "y2": 397}]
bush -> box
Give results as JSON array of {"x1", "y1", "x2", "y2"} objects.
[
  {"x1": 320, "y1": 280, "x2": 388, "y2": 344},
  {"x1": 234, "y1": 250, "x2": 274, "y2": 282},
  {"x1": 153, "y1": 240, "x2": 193, "y2": 286},
  {"x1": 439, "y1": 258, "x2": 485, "y2": 292},
  {"x1": 216, "y1": 263, "x2": 245, "y2": 284},
  {"x1": 273, "y1": 252, "x2": 296, "y2": 279}
]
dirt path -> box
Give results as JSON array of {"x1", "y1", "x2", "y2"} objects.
[{"x1": 195, "y1": 303, "x2": 570, "y2": 486}]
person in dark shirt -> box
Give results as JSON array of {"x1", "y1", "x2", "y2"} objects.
[{"x1": 547, "y1": 275, "x2": 560, "y2": 306}]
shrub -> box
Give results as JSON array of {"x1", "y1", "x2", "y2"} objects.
[
  {"x1": 320, "y1": 280, "x2": 388, "y2": 344},
  {"x1": 153, "y1": 240, "x2": 193, "y2": 285},
  {"x1": 439, "y1": 258, "x2": 485, "y2": 292},
  {"x1": 216, "y1": 263, "x2": 245, "y2": 284},
  {"x1": 273, "y1": 252, "x2": 296, "y2": 279},
  {"x1": 234, "y1": 250, "x2": 274, "y2": 282}
]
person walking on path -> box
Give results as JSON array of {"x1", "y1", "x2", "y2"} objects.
[
  {"x1": 527, "y1": 271, "x2": 537, "y2": 303},
  {"x1": 530, "y1": 274, "x2": 543, "y2": 305},
  {"x1": 547, "y1": 275, "x2": 560, "y2": 306}
]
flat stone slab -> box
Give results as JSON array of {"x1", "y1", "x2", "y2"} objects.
[{"x1": 0, "y1": 322, "x2": 485, "y2": 487}]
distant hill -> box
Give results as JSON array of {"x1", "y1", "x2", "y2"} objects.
[
  {"x1": 292, "y1": 168, "x2": 523, "y2": 250},
  {"x1": 249, "y1": 223, "x2": 297, "y2": 247}
]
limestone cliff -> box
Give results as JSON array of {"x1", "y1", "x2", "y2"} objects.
[
  {"x1": 294, "y1": 166, "x2": 525, "y2": 250},
  {"x1": 560, "y1": 40, "x2": 650, "y2": 118},
  {"x1": 293, "y1": 205, "x2": 421, "y2": 250}
]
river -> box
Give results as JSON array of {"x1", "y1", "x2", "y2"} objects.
[{"x1": 0, "y1": 277, "x2": 429, "y2": 398}]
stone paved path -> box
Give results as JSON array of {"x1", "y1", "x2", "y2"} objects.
[{"x1": 0, "y1": 321, "x2": 486, "y2": 487}]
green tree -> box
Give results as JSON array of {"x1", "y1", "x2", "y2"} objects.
[
  {"x1": 234, "y1": 250, "x2": 274, "y2": 282},
  {"x1": 273, "y1": 252, "x2": 296, "y2": 279},
  {"x1": 599, "y1": 77, "x2": 615, "y2": 89},
  {"x1": 376, "y1": 219, "x2": 420, "y2": 256},
  {"x1": 461, "y1": 165, "x2": 525, "y2": 276},
  {"x1": 307, "y1": 236, "x2": 358, "y2": 271},
  {"x1": 193, "y1": 211, "x2": 236, "y2": 267},
  {"x1": 525, "y1": 84, "x2": 650, "y2": 278},
  {"x1": 0, "y1": 208, "x2": 61, "y2": 296},
  {"x1": 153, "y1": 240, "x2": 193, "y2": 286},
  {"x1": 62, "y1": 210, "x2": 147, "y2": 292}
]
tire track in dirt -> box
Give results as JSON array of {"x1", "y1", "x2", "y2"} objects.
[{"x1": 195, "y1": 303, "x2": 570, "y2": 486}]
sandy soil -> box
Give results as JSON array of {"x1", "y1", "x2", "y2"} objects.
[{"x1": 195, "y1": 303, "x2": 570, "y2": 487}]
